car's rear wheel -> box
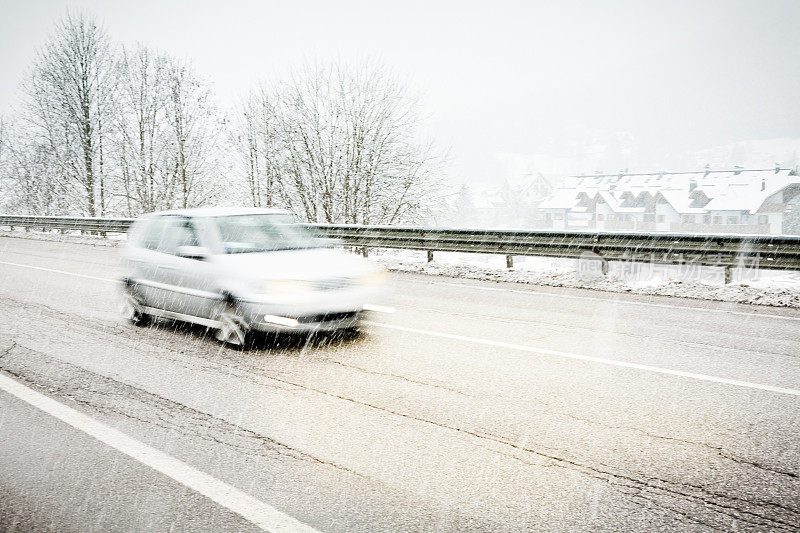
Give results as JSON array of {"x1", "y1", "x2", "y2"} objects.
[
  {"x1": 122, "y1": 286, "x2": 151, "y2": 327},
  {"x1": 214, "y1": 300, "x2": 251, "y2": 347}
]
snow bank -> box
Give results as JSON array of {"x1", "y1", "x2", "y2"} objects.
[
  {"x1": 369, "y1": 249, "x2": 800, "y2": 309},
  {"x1": 0, "y1": 229, "x2": 124, "y2": 247}
]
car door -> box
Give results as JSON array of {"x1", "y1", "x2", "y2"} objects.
[
  {"x1": 156, "y1": 216, "x2": 219, "y2": 318},
  {"x1": 129, "y1": 216, "x2": 175, "y2": 310}
]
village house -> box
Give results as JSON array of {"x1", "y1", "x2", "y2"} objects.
[{"x1": 537, "y1": 168, "x2": 800, "y2": 234}]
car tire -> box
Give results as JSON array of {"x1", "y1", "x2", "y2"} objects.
[
  {"x1": 122, "y1": 286, "x2": 151, "y2": 327},
  {"x1": 338, "y1": 326, "x2": 361, "y2": 340},
  {"x1": 214, "y1": 299, "x2": 251, "y2": 348}
]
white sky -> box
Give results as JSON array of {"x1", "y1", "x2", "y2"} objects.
[{"x1": 3, "y1": 0, "x2": 800, "y2": 184}]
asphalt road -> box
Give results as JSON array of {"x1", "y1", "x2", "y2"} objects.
[{"x1": 0, "y1": 235, "x2": 798, "y2": 532}]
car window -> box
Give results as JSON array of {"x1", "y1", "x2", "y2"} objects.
[
  {"x1": 160, "y1": 217, "x2": 200, "y2": 255},
  {"x1": 214, "y1": 214, "x2": 320, "y2": 253},
  {"x1": 136, "y1": 216, "x2": 199, "y2": 254},
  {"x1": 126, "y1": 218, "x2": 153, "y2": 248},
  {"x1": 140, "y1": 218, "x2": 169, "y2": 251}
]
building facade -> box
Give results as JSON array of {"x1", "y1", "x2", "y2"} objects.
[{"x1": 537, "y1": 168, "x2": 800, "y2": 234}]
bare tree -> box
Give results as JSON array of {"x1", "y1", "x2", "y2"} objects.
[
  {"x1": 0, "y1": 117, "x2": 9, "y2": 212},
  {"x1": 0, "y1": 118, "x2": 70, "y2": 215},
  {"x1": 22, "y1": 11, "x2": 116, "y2": 216},
  {"x1": 6, "y1": 13, "x2": 441, "y2": 222},
  {"x1": 3, "y1": 12, "x2": 228, "y2": 217},
  {"x1": 233, "y1": 61, "x2": 442, "y2": 224},
  {"x1": 448, "y1": 183, "x2": 478, "y2": 227},
  {"x1": 111, "y1": 48, "x2": 224, "y2": 215},
  {"x1": 0, "y1": 118, "x2": 5, "y2": 157},
  {"x1": 231, "y1": 86, "x2": 282, "y2": 208},
  {"x1": 113, "y1": 45, "x2": 171, "y2": 214},
  {"x1": 163, "y1": 60, "x2": 223, "y2": 210},
  {"x1": 0, "y1": 117, "x2": 6, "y2": 181}
]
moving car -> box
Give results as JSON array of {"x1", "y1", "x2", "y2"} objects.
[{"x1": 120, "y1": 207, "x2": 388, "y2": 346}]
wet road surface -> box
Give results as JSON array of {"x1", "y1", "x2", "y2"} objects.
[{"x1": 0, "y1": 235, "x2": 798, "y2": 531}]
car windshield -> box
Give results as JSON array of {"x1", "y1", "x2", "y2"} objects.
[{"x1": 214, "y1": 214, "x2": 321, "y2": 253}]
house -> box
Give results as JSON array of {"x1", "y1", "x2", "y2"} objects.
[
  {"x1": 702, "y1": 177, "x2": 800, "y2": 234},
  {"x1": 538, "y1": 189, "x2": 580, "y2": 230},
  {"x1": 535, "y1": 168, "x2": 800, "y2": 234}
]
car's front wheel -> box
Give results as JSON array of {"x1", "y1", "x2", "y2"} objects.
[
  {"x1": 214, "y1": 300, "x2": 251, "y2": 347},
  {"x1": 122, "y1": 286, "x2": 151, "y2": 327}
]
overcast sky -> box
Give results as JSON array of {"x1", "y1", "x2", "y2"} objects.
[{"x1": 2, "y1": 0, "x2": 800, "y2": 183}]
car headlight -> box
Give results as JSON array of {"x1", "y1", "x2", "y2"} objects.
[
  {"x1": 360, "y1": 269, "x2": 389, "y2": 287},
  {"x1": 259, "y1": 279, "x2": 313, "y2": 297}
]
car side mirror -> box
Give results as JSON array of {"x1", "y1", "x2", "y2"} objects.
[{"x1": 176, "y1": 245, "x2": 210, "y2": 260}]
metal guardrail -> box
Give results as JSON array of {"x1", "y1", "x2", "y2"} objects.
[
  {"x1": 2, "y1": 215, "x2": 800, "y2": 276},
  {"x1": 0, "y1": 215, "x2": 133, "y2": 233}
]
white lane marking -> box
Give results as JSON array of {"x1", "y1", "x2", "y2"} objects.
[
  {"x1": 0, "y1": 260, "x2": 118, "y2": 283},
  {"x1": 362, "y1": 303, "x2": 396, "y2": 313},
  {"x1": 0, "y1": 372, "x2": 320, "y2": 533},
  {"x1": 397, "y1": 277, "x2": 800, "y2": 322},
  {"x1": 365, "y1": 321, "x2": 800, "y2": 397}
]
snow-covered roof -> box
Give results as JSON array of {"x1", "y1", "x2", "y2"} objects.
[
  {"x1": 590, "y1": 191, "x2": 645, "y2": 213},
  {"x1": 539, "y1": 168, "x2": 799, "y2": 217},
  {"x1": 596, "y1": 191, "x2": 619, "y2": 209},
  {"x1": 656, "y1": 190, "x2": 707, "y2": 214},
  {"x1": 703, "y1": 172, "x2": 800, "y2": 213},
  {"x1": 703, "y1": 188, "x2": 759, "y2": 212},
  {"x1": 539, "y1": 189, "x2": 579, "y2": 209}
]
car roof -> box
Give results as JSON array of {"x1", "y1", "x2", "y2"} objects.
[{"x1": 144, "y1": 207, "x2": 292, "y2": 218}]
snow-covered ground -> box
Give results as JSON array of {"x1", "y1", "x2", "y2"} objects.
[
  {"x1": 0, "y1": 229, "x2": 125, "y2": 247},
  {"x1": 4, "y1": 228, "x2": 800, "y2": 308},
  {"x1": 368, "y1": 249, "x2": 800, "y2": 308}
]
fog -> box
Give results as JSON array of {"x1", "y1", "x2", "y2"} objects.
[{"x1": 2, "y1": 0, "x2": 800, "y2": 182}]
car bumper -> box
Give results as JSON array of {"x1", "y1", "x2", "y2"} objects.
[
  {"x1": 238, "y1": 287, "x2": 386, "y2": 332},
  {"x1": 250, "y1": 310, "x2": 363, "y2": 332}
]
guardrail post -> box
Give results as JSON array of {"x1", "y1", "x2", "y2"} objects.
[
  {"x1": 724, "y1": 265, "x2": 733, "y2": 284},
  {"x1": 427, "y1": 250, "x2": 434, "y2": 262},
  {"x1": 506, "y1": 255, "x2": 514, "y2": 269}
]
